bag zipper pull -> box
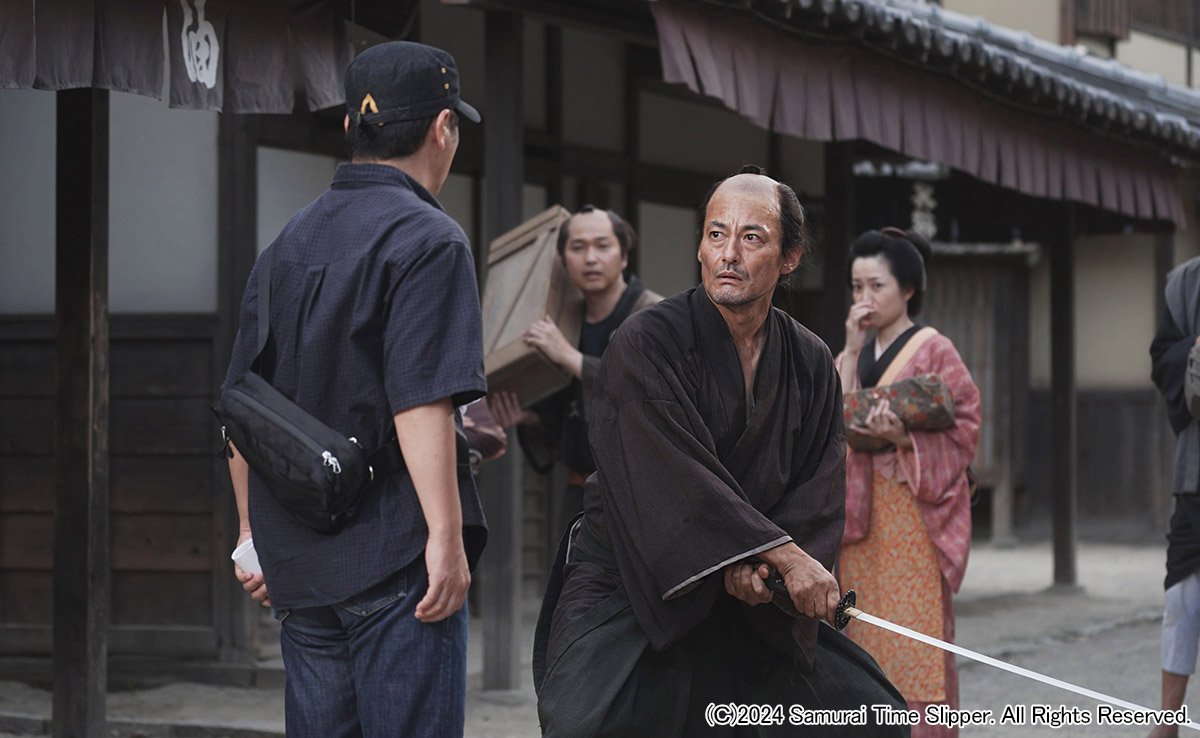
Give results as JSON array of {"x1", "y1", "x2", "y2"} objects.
[
  {"x1": 322, "y1": 451, "x2": 342, "y2": 474},
  {"x1": 219, "y1": 425, "x2": 233, "y2": 459}
]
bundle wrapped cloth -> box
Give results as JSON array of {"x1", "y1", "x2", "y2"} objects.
[{"x1": 843, "y1": 373, "x2": 956, "y2": 451}]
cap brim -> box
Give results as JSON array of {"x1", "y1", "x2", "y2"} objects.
[{"x1": 456, "y1": 99, "x2": 481, "y2": 124}]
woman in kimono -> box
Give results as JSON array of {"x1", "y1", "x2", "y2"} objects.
[{"x1": 834, "y1": 227, "x2": 981, "y2": 737}]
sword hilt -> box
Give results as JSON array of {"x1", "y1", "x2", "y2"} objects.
[
  {"x1": 835, "y1": 589, "x2": 858, "y2": 631},
  {"x1": 760, "y1": 566, "x2": 858, "y2": 630}
]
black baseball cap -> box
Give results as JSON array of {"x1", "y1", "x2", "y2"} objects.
[{"x1": 345, "y1": 41, "x2": 481, "y2": 128}]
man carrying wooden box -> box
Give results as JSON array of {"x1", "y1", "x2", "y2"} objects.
[{"x1": 490, "y1": 206, "x2": 663, "y2": 537}]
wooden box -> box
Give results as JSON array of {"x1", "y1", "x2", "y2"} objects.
[{"x1": 482, "y1": 206, "x2": 583, "y2": 407}]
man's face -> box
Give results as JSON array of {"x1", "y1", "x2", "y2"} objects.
[
  {"x1": 698, "y1": 175, "x2": 798, "y2": 309},
  {"x1": 562, "y1": 210, "x2": 628, "y2": 295}
]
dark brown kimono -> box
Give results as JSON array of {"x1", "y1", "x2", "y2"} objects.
[{"x1": 535, "y1": 288, "x2": 907, "y2": 736}]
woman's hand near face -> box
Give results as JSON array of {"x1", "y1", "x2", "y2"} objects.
[{"x1": 844, "y1": 301, "x2": 874, "y2": 356}]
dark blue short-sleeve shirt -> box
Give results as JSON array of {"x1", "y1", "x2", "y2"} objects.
[{"x1": 223, "y1": 163, "x2": 487, "y2": 609}]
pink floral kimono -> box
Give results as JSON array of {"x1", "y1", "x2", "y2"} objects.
[{"x1": 836, "y1": 331, "x2": 981, "y2": 738}]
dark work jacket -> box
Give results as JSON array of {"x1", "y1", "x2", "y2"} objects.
[
  {"x1": 521, "y1": 275, "x2": 663, "y2": 476},
  {"x1": 566, "y1": 287, "x2": 846, "y2": 667}
]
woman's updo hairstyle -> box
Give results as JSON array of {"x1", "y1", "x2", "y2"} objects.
[{"x1": 845, "y1": 226, "x2": 932, "y2": 316}]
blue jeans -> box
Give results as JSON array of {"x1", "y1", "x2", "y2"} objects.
[{"x1": 274, "y1": 556, "x2": 467, "y2": 737}]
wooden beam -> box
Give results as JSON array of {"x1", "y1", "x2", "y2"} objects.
[
  {"x1": 1155, "y1": 232, "x2": 1174, "y2": 325},
  {"x1": 52, "y1": 88, "x2": 110, "y2": 738},
  {"x1": 216, "y1": 113, "x2": 260, "y2": 663},
  {"x1": 997, "y1": 261, "x2": 1032, "y2": 546},
  {"x1": 443, "y1": 0, "x2": 657, "y2": 45},
  {"x1": 1050, "y1": 206, "x2": 1078, "y2": 587},
  {"x1": 821, "y1": 141, "x2": 855, "y2": 349},
  {"x1": 480, "y1": 9, "x2": 525, "y2": 693},
  {"x1": 1058, "y1": 0, "x2": 1077, "y2": 46}
]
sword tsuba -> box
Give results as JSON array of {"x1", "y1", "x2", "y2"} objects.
[{"x1": 835, "y1": 589, "x2": 857, "y2": 631}]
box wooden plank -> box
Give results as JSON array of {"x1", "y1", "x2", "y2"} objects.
[{"x1": 481, "y1": 206, "x2": 583, "y2": 407}]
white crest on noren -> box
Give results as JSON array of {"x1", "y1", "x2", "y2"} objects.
[{"x1": 180, "y1": 0, "x2": 219, "y2": 90}]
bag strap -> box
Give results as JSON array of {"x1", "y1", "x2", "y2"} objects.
[
  {"x1": 877, "y1": 326, "x2": 939, "y2": 386},
  {"x1": 251, "y1": 247, "x2": 273, "y2": 369},
  {"x1": 367, "y1": 436, "x2": 405, "y2": 481},
  {"x1": 245, "y1": 246, "x2": 470, "y2": 479},
  {"x1": 365, "y1": 427, "x2": 473, "y2": 482}
]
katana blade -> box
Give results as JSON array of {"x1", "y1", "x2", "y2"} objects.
[{"x1": 843, "y1": 601, "x2": 1200, "y2": 732}]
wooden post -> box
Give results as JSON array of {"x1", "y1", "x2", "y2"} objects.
[
  {"x1": 481, "y1": 9, "x2": 524, "y2": 693},
  {"x1": 1050, "y1": 207, "x2": 1078, "y2": 587},
  {"x1": 821, "y1": 142, "x2": 855, "y2": 349},
  {"x1": 52, "y1": 88, "x2": 110, "y2": 738},
  {"x1": 215, "y1": 113, "x2": 260, "y2": 662},
  {"x1": 1153, "y1": 232, "x2": 1176, "y2": 529},
  {"x1": 1155, "y1": 232, "x2": 1174, "y2": 325},
  {"x1": 990, "y1": 265, "x2": 1018, "y2": 546}
]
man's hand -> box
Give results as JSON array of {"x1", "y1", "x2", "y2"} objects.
[
  {"x1": 233, "y1": 529, "x2": 270, "y2": 608},
  {"x1": 416, "y1": 530, "x2": 470, "y2": 623},
  {"x1": 524, "y1": 317, "x2": 577, "y2": 366},
  {"x1": 524, "y1": 317, "x2": 584, "y2": 378},
  {"x1": 759, "y1": 542, "x2": 841, "y2": 625},
  {"x1": 488, "y1": 390, "x2": 538, "y2": 429},
  {"x1": 724, "y1": 561, "x2": 773, "y2": 606}
]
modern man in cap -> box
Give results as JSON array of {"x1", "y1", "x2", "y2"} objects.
[
  {"x1": 533, "y1": 166, "x2": 907, "y2": 736},
  {"x1": 224, "y1": 41, "x2": 487, "y2": 737},
  {"x1": 490, "y1": 205, "x2": 662, "y2": 536}
]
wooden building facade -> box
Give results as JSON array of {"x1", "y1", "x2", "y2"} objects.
[{"x1": 2, "y1": 2, "x2": 1200, "y2": 721}]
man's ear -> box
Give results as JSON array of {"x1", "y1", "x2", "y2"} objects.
[
  {"x1": 343, "y1": 114, "x2": 350, "y2": 134},
  {"x1": 432, "y1": 109, "x2": 456, "y2": 150},
  {"x1": 781, "y1": 246, "x2": 802, "y2": 275}
]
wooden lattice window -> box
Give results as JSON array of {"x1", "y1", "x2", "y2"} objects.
[
  {"x1": 1076, "y1": 0, "x2": 1132, "y2": 40},
  {"x1": 1128, "y1": 0, "x2": 1199, "y2": 44}
]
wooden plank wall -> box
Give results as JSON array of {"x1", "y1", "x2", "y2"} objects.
[
  {"x1": 1026, "y1": 388, "x2": 1174, "y2": 529},
  {"x1": 922, "y1": 260, "x2": 1023, "y2": 484},
  {"x1": 0, "y1": 317, "x2": 221, "y2": 656}
]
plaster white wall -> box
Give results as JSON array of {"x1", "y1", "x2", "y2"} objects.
[
  {"x1": 0, "y1": 89, "x2": 221, "y2": 314},
  {"x1": 0, "y1": 89, "x2": 56, "y2": 313},
  {"x1": 1075, "y1": 235, "x2": 1157, "y2": 388},
  {"x1": 1029, "y1": 235, "x2": 1157, "y2": 389},
  {"x1": 108, "y1": 91, "x2": 219, "y2": 313},
  {"x1": 941, "y1": 0, "x2": 1059, "y2": 44},
  {"x1": 1116, "y1": 30, "x2": 1189, "y2": 88}
]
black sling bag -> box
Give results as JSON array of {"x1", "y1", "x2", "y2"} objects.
[{"x1": 213, "y1": 248, "x2": 408, "y2": 535}]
